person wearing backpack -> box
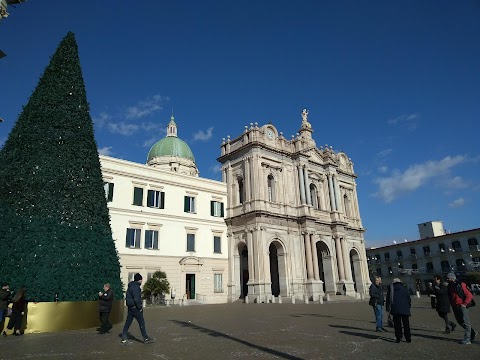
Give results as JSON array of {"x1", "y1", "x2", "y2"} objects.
[{"x1": 446, "y1": 273, "x2": 477, "y2": 345}]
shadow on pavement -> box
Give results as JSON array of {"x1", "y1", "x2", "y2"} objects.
[
  {"x1": 338, "y1": 330, "x2": 395, "y2": 342},
  {"x1": 290, "y1": 314, "x2": 334, "y2": 318},
  {"x1": 329, "y1": 324, "x2": 382, "y2": 333},
  {"x1": 171, "y1": 320, "x2": 304, "y2": 360}
]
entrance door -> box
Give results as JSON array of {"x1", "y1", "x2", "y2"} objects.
[{"x1": 186, "y1": 274, "x2": 196, "y2": 299}]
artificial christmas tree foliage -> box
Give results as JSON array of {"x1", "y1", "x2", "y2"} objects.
[{"x1": 0, "y1": 32, "x2": 122, "y2": 301}]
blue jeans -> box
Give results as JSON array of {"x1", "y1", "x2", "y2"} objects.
[
  {"x1": 373, "y1": 304, "x2": 383, "y2": 329},
  {"x1": 453, "y1": 306, "x2": 472, "y2": 341},
  {"x1": 0, "y1": 309, "x2": 5, "y2": 329},
  {"x1": 121, "y1": 307, "x2": 149, "y2": 341}
]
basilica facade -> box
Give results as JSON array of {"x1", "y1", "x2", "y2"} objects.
[{"x1": 218, "y1": 110, "x2": 370, "y2": 302}]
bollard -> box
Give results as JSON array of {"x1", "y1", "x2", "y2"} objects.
[
  {"x1": 291, "y1": 296, "x2": 296, "y2": 304},
  {"x1": 326, "y1": 294, "x2": 331, "y2": 302},
  {"x1": 319, "y1": 296, "x2": 324, "y2": 304},
  {"x1": 143, "y1": 299, "x2": 147, "y2": 308},
  {"x1": 257, "y1": 295, "x2": 261, "y2": 304},
  {"x1": 416, "y1": 290, "x2": 420, "y2": 298},
  {"x1": 271, "y1": 295, "x2": 275, "y2": 304},
  {"x1": 278, "y1": 295, "x2": 282, "y2": 304},
  {"x1": 245, "y1": 296, "x2": 249, "y2": 304},
  {"x1": 304, "y1": 295, "x2": 309, "y2": 304}
]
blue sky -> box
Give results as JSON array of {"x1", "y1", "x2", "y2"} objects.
[{"x1": 1, "y1": 1, "x2": 479, "y2": 246}]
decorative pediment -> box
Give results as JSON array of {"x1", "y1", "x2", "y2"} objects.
[{"x1": 179, "y1": 256, "x2": 204, "y2": 266}]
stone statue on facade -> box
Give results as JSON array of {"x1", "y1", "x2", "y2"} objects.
[{"x1": 301, "y1": 108, "x2": 311, "y2": 128}]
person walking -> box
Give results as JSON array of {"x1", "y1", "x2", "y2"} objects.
[
  {"x1": 432, "y1": 275, "x2": 456, "y2": 334},
  {"x1": 121, "y1": 273, "x2": 155, "y2": 344},
  {"x1": 5, "y1": 286, "x2": 26, "y2": 336},
  {"x1": 427, "y1": 282, "x2": 436, "y2": 309},
  {"x1": 98, "y1": 283, "x2": 114, "y2": 334},
  {"x1": 386, "y1": 278, "x2": 411, "y2": 343},
  {"x1": 446, "y1": 273, "x2": 477, "y2": 345},
  {"x1": 0, "y1": 283, "x2": 11, "y2": 336},
  {"x1": 369, "y1": 276, "x2": 387, "y2": 332}
]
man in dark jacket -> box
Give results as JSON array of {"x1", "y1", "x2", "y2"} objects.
[
  {"x1": 447, "y1": 272, "x2": 477, "y2": 345},
  {"x1": 98, "y1": 283, "x2": 114, "y2": 334},
  {"x1": 432, "y1": 275, "x2": 455, "y2": 334},
  {"x1": 0, "y1": 283, "x2": 11, "y2": 336},
  {"x1": 386, "y1": 278, "x2": 411, "y2": 343},
  {"x1": 121, "y1": 274, "x2": 155, "y2": 344},
  {"x1": 369, "y1": 276, "x2": 387, "y2": 332}
]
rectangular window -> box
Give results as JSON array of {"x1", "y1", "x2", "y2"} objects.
[
  {"x1": 147, "y1": 272, "x2": 154, "y2": 280},
  {"x1": 214, "y1": 236, "x2": 221, "y2": 253},
  {"x1": 439, "y1": 243, "x2": 446, "y2": 253},
  {"x1": 423, "y1": 246, "x2": 431, "y2": 256},
  {"x1": 133, "y1": 187, "x2": 144, "y2": 206},
  {"x1": 214, "y1": 273, "x2": 223, "y2": 293},
  {"x1": 187, "y1": 233, "x2": 195, "y2": 252},
  {"x1": 127, "y1": 272, "x2": 136, "y2": 282},
  {"x1": 145, "y1": 230, "x2": 159, "y2": 250},
  {"x1": 184, "y1": 196, "x2": 196, "y2": 213},
  {"x1": 375, "y1": 268, "x2": 382, "y2": 277},
  {"x1": 384, "y1": 253, "x2": 390, "y2": 261},
  {"x1": 210, "y1": 201, "x2": 224, "y2": 217},
  {"x1": 104, "y1": 182, "x2": 114, "y2": 202},
  {"x1": 147, "y1": 190, "x2": 165, "y2": 209},
  {"x1": 126, "y1": 228, "x2": 141, "y2": 248}
]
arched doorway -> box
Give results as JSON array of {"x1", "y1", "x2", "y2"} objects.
[
  {"x1": 269, "y1": 241, "x2": 287, "y2": 296},
  {"x1": 316, "y1": 241, "x2": 335, "y2": 294},
  {"x1": 350, "y1": 249, "x2": 364, "y2": 294},
  {"x1": 239, "y1": 244, "x2": 249, "y2": 298}
]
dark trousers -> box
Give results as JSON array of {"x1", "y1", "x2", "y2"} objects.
[
  {"x1": 6, "y1": 310, "x2": 23, "y2": 332},
  {"x1": 121, "y1": 307, "x2": 148, "y2": 341},
  {"x1": 437, "y1": 311, "x2": 455, "y2": 330},
  {"x1": 393, "y1": 314, "x2": 411, "y2": 341},
  {"x1": 430, "y1": 296, "x2": 436, "y2": 308},
  {"x1": 99, "y1": 312, "x2": 111, "y2": 332}
]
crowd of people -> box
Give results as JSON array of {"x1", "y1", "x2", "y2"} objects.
[
  {"x1": 369, "y1": 273, "x2": 477, "y2": 345},
  {"x1": 0, "y1": 283, "x2": 27, "y2": 336}
]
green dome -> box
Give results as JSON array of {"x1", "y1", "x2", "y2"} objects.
[{"x1": 147, "y1": 137, "x2": 195, "y2": 162}]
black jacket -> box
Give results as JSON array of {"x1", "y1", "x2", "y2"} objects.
[
  {"x1": 125, "y1": 281, "x2": 142, "y2": 310},
  {"x1": 386, "y1": 282, "x2": 411, "y2": 316},
  {"x1": 432, "y1": 282, "x2": 451, "y2": 313},
  {"x1": 0, "y1": 289, "x2": 11, "y2": 310},
  {"x1": 98, "y1": 288, "x2": 114, "y2": 313},
  {"x1": 369, "y1": 283, "x2": 385, "y2": 305}
]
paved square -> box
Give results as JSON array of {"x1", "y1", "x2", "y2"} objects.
[{"x1": 0, "y1": 297, "x2": 478, "y2": 359}]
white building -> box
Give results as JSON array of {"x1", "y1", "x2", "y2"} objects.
[
  {"x1": 218, "y1": 110, "x2": 370, "y2": 302},
  {"x1": 100, "y1": 116, "x2": 228, "y2": 304}
]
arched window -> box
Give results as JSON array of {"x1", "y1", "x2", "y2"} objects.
[
  {"x1": 451, "y1": 240, "x2": 462, "y2": 252},
  {"x1": 440, "y1": 260, "x2": 451, "y2": 272},
  {"x1": 468, "y1": 238, "x2": 478, "y2": 250},
  {"x1": 238, "y1": 178, "x2": 244, "y2": 205},
  {"x1": 456, "y1": 259, "x2": 465, "y2": 271},
  {"x1": 267, "y1": 174, "x2": 275, "y2": 202},
  {"x1": 426, "y1": 262, "x2": 434, "y2": 273},
  {"x1": 310, "y1": 184, "x2": 319, "y2": 209}
]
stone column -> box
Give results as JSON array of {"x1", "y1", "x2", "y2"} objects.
[
  {"x1": 247, "y1": 229, "x2": 255, "y2": 282},
  {"x1": 304, "y1": 166, "x2": 312, "y2": 206},
  {"x1": 304, "y1": 232, "x2": 314, "y2": 280},
  {"x1": 298, "y1": 166, "x2": 306, "y2": 205},
  {"x1": 328, "y1": 174, "x2": 336, "y2": 211},
  {"x1": 333, "y1": 174, "x2": 342, "y2": 213},
  {"x1": 311, "y1": 234, "x2": 320, "y2": 280},
  {"x1": 250, "y1": 155, "x2": 255, "y2": 201},
  {"x1": 244, "y1": 158, "x2": 251, "y2": 203},
  {"x1": 319, "y1": 181, "x2": 326, "y2": 210},
  {"x1": 334, "y1": 236, "x2": 346, "y2": 281},
  {"x1": 341, "y1": 238, "x2": 353, "y2": 281},
  {"x1": 252, "y1": 227, "x2": 260, "y2": 283}
]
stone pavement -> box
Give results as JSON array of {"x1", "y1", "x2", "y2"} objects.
[{"x1": 0, "y1": 296, "x2": 478, "y2": 360}]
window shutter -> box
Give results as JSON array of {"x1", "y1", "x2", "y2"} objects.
[
  {"x1": 184, "y1": 196, "x2": 189, "y2": 212},
  {"x1": 220, "y1": 202, "x2": 224, "y2": 217},
  {"x1": 126, "y1": 228, "x2": 133, "y2": 247},
  {"x1": 147, "y1": 190, "x2": 153, "y2": 207},
  {"x1": 135, "y1": 229, "x2": 141, "y2": 248},
  {"x1": 210, "y1": 201, "x2": 214, "y2": 216},
  {"x1": 153, "y1": 231, "x2": 159, "y2": 249},
  {"x1": 160, "y1": 192, "x2": 165, "y2": 209},
  {"x1": 133, "y1": 187, "x2": 143, "y2": 206}
]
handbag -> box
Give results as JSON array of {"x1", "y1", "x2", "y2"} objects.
[{"x1": 466, "y1": 299, "x2": 476, "y2": 308}]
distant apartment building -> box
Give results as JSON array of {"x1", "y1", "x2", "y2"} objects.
[{"x1": 366, "y1": 222, "x2": 480, "y2": 291}]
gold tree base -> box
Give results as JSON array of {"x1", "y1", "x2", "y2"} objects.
[{"x1": 2, "y1": 300, "x2": 124, "y2": 334}]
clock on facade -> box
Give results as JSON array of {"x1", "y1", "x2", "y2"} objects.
[{"x1": 266, "y1": 129, "x2": 274, "y2": 139}]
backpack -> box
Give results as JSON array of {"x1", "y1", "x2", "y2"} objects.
[{"x1": 455, "y1": 282, "x2": 476, "y2": 308}]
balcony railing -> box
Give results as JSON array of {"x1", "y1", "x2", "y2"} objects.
[
  {"x1": 452, "y1": 247, "x2": 462, "y2": 253},
  {"x1": 410, "y1": 254, "x2": 417, "y2": 259},
  {"x1": 469, "y1": 245, "x2": 480, "y2": 252},
  {"x1": 424, "y1": 252, "x2": 431, "y2": 257}
]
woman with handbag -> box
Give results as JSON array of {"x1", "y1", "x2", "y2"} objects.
[{"x1": 5, "y1": 286, "x2": 26, "y2": 336}]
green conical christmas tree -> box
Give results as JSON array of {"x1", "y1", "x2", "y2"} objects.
[{"x1": 0, "y1": 32, "x2": 122, "y2": 301}]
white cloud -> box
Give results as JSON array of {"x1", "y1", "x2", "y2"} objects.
[
  {"x1": 376, "y1": 149, "x2": 392, "y2": 158},
  {"x1": 210, "y1": 164, "x2": 222, "y2": 173},
  {"x1": 142, "y1": 136, "x2": 158, "y2": 148},
  {"x1": 378, "y1": 166, "x2": 388, "y2": 174},
  {"x1": 442, "y1": 176, "x2": 469, "y2": 189},
  {"x1": 449, "y1": 198, "x2": 465, "y2": 208},
  {"x1": 374, "y1": 155, "x2": 467, "y2": 202},
  {"x1": 98, "y1": 146, "x2": 113, "y2": 156},
  {"x1": 124, "y1": 95, "x2": 169, "y2": 120},
  {"x1": 193, "y1": 127, "x2": 214, "y2": 142},
  {"x1": 387, "y1": 113, "x2": 419, "y2": 131},
  {"x1": 93, "y1": 94, "x2": 169, "y2": 136}
]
